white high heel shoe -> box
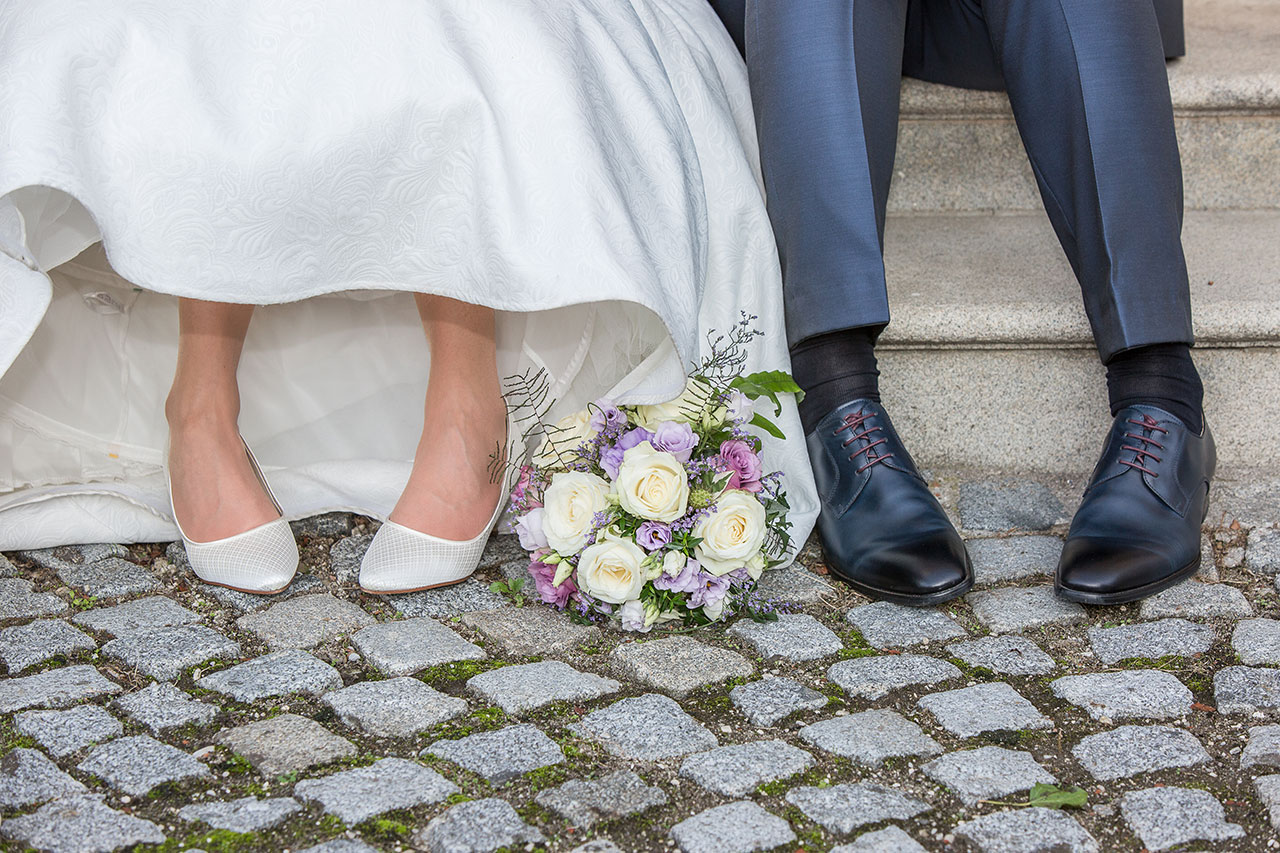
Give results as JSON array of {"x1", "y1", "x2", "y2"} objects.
[
  {"x1": 359, "y1": 417, "x2": 519, "y2": 595},
  {"x1": 166, "y1": 436, "x2": 299, "y2": 594}
]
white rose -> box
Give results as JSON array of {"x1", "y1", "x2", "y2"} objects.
[
  {"x1": 746, "y1": 552, "x2": 767, "y2": 580},
  {"x1": 614, "y1": 442, "x2": 690, "y2": 522},
  {"x1": 693, "y1": 490, "x2": 767, "y2": 575},
  {"x1": 662, "y1": 550, "x2": 687, "y2": 577},
  {"x1": 541, "y1": 471, "x2": 611, "y2": 555},
  {"x1": 536, "y1": 409, "x2": 598, "y2": 467},
  {"x1": 634, "y1": 377, "x2": 717, "y2": 431},
  {"x1": 703, "y1": 597, "x2": 726, "y2": 622},
  {"x1": 576, "y1": 537, "x2": 648, "y2": 604}
]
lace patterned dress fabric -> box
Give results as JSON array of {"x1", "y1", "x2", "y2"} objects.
[{"x1": 0, "y1": 0, "x2": 818, "y2": 551}]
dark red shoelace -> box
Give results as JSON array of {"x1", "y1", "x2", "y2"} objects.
[
  {"x1": 1119, "y1": 413, "x2": 1169, "y2": 477},
  {"x1": 834, "y1": 410, "x2": 894, "y2": 473}
]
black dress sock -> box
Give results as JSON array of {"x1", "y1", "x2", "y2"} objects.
[
  {"x1": 790, "y1": 326, "x2": 883, "y2": 434},
  {"x1": 1104, "y1": 342, "x2": 1205, "y2": 433}
]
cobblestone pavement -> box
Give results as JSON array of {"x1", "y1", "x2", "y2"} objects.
[{"x1": 2, "y1": 469, "x2": 1279, "y2": 852}]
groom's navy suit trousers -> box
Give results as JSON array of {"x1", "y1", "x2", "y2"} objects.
[{"x1": 709, "y1": 0, "x2": 1194, "y2": 362}]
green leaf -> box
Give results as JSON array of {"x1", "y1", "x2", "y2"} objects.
[
  {"x1": 509, "y1": 577, "x2": 526, "y2": 594},
  {"x1": 488, "y1": 581, "x2": 507, "y2": 595},
  {"x1": 1027, "y1": 783, "x2": 1088, "y2": 810},
  {"x1": 731, "y1": 370, "x2": 805, "y2": 415},
  {"x1": 750, "y1": 610, "x2": 780, "y2": 623},
  {"x1": 749, "y1": 413, "x2": 786, "y2": 440}
]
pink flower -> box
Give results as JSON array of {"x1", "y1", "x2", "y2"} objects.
[
  {"x1": 719, "y1": 439, "x2": 764, "y2": 492},
  {"x1": 528, "y1": 560, "x2": 576, "y2": 609}
]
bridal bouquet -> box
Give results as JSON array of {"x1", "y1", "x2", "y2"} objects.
[{"x1": 506, "y1": 319, "x2": 799, "y2": 631}]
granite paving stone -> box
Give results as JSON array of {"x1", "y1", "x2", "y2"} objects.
[
  {"x1": 0, "y1": 578, "x2": 68, "y2": 619},
  {"x1": 1256, "y1": 775, "x2": 1280, "y2": 830},
  {"x1": 425, "y1": 723, "x2": 563, "y2": 783},
  {"x1": 827, "y1": 654, "x2": 962, "y2": 699},
  {"x1": 102, "y1": 624, "x2": 240, "y2": 680},
  {"x1": 1138, "y1": 581, "x2": 1253, "y2": 620},
  {"x1": 918, "y1": 683, "x2": 1052, "y2": 737},
  {"x1": 611, "y1": 636, "x2": 752, "y2": 698},
  {"x1": 78, "y1": 735, "x2": 209, "y2": 795},
  {"x1": 730, "y1": 676, "x2": 828, "y2": 726},
  {"x1": 0, "y1": 748, "x2": 86, "y2": 809},
  {"x1": 352, "y1": 617, "x2": 485, "y2": 677},
  {"x1": 195, "y1": 649, "x2": 342, "y2": 701},
  {"x1": 572, "y1": 693, "x2": 717, "y2": 760},
  {"x1": 414, "y1": 797, "x2": 545, "y2": 852},
  {"x1": 198, "y1": 572, "x2": 325, "y2": 614},
  {"x1": 389, "y1": 579, "x2": 506, "y2": 619},
  {"x1": 481, "y1": 533, "x2": 526, "y2": 568},
  {"x1": 535, "y1": 770, "x2": 669, "y2": 827},
  {"x1": 679, "y1": 739, "x2": 814, "y2": 797},
  {"x1": 786, "y1": 782, "x2": 931, "y2": 834},
  {"x1": 328, "y1": 533, "x2": 373, "y2": 585},
  {"x1": 293, "y1": 757, "x2": 457, "y2": 824},
  {"x1": 461, "y1": 606, "x2": 599, "y2": 657},
  {"x1": 569, "y1": 842, "x2": 624, "y2": 853},
  {"x1": 946, "y1": 635, "x2": 1056, "y2": 676},
  {"x1": 753, "y1": 565, "x2": 837, "y2": 603},
  {"x1": 954, "y1": 808, "x2": 1099, "y2": 853},
  {"x1": 55, "y1": 556, "x2": 160, "y2": 599},
  {"x1": 1050, "y1": 670, "x2": 1192, "y2": 721},
  {"x1": 1086, "y1": 618, "x2": 1215, "y2": 665},
  {"x1": 298, "y1": 842, "x2": 380, "y2": 853},
  {"x1": 112, "y1": 682, "x2": 218, "y2": 734},
  {"x1": 19, "y1": 543, "x2": 129, "y2": 571},
  {"x1": 1120, "y1": 786, "x2": 1246, "y2": 851},
  {"x1": 831, "y1": 826, "x2": 928, "y2": 853},
  {"x1": 845, "y1": 601, "x2": 966, "y2": 648},
  {"x1": 728, "y1": 613, "x2": 843, "y2": 662},
  {"x1": 1232, "y1": 618, "x2": 1280, "y2": 665},
  {"x1": 1214, "y1": 665, "x2": 1280, "y2": 714},
  {"x1": 322, "y1": 677, "x2": 468, "y2": 737},
  {"x1": 72, "y1": 595, "x2": 199, "y2": 637},
  {"x1": 799, "y1": 709, "x2": 942, "y2": 765},
  {"x1": 966, "y1": 535, "x2": 1060, "y2": 586},
  {"x1": 922, "y1": 747, "x2": 1055, "y2": 804},
  {"x1": 466, "y1": 660, "x2": 621, "y2": 714},
  {"x1": 669, "y1": 801, "x2": 796, "y2": 853},
  {"x1": 14, "y1": 705, "x2": 122, "y2": 757},
  {"x1": 1248, "y1": 525, "x2": 1280, "y2": 574},
  {"x1": 178, "y1": 796, "x2": 303, "y2": 832},
  {"x1": 1072, "y1": 725, "x2": 1210, "y2": 780},
  {"x1": 215, "y1": 713, "x2": 356, "y2": 777},
  {"x1": 1241, "y1": 724, "x2": 1280, "y2": 769},
  {"x1": 0, "y1": 794, "x2": 165, "y2": 851},
  {"x1": 236, "y1": 593, "x2": 375, "y2": 650},
  {"x1": 0, "y1": 618, "x2": 97, "y2": 672},
  {"x1": 958, "y1": 481, "x2": 1065, "y2": 532},
  {"x1": 966, "y1": 586, "x2": 1086, "y2": 633},
  {"x1": 0, "y1": 553, "x2": 15, "y2": 577},
  {"x1": 0, "y1": 664, "x2": 121, "y2": 713}
]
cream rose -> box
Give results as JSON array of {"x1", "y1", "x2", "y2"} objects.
[
  {"x1": 614, "y1": 441, "x2": 690, "y2": 522},
  {"x1": 693, "y1": 490, "x2": 767, "y2": 575},
  {"x1": 575, "y1": 537, "x2": 648, "y2": 604},
  {"x1": 634, "y1": 377, "x2": 717, "y2": 431},
  {"x1": 541, "y1": 471, "x2": 611, "y2": 555},
  {"x1": 535, "y1": 409, "x2": 598, "y2": 467}
]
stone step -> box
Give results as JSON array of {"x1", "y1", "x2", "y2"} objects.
[
  {"x1": 886, "y1": 0, "x2": 1280, "y2": 212},
  {"x1": 874, "y1": 208, "x2": 1280, "y2": 472}
]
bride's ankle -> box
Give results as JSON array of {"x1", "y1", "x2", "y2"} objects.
[{"x1": 165, "y1": 388, "x2": 242, "y2": 435}]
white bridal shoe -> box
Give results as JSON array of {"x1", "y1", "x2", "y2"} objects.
[
  {"x1": 359, "y1": 419, "x2": 517, "y2": 595},
  {"x1": 165, "y1": 436, "x2": 299, "y2": 594}
]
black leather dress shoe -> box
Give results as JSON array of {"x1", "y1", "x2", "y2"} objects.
[
  {"x1": 806, "y1": 399, "x2": 972, "y2": 606},
  {"x1": 1057, "y1": 405, "x2": 1216, "y2": 605}
]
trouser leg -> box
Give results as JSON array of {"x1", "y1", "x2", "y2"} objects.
[{"x1": 741, "y1": 0, "x2": 909, "y2": 346}]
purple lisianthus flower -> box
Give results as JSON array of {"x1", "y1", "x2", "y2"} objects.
[
  {"x1": 654, "y1": 558, "x2": 703, "y2": 594},
  {"x1": 636, "y1": 521, "x2": 672, "y2": 552},
  {"x1": 619, "y1": 599, "x2": 652, "y2": 633},
  {"x1": 515, "y1": 508, "x2": 548, "y2": 551},
  {"x1": 687, "y1": 571, "x2": 731, "y2": 609},
  {"x1": 600, "y1": 427, "x2": 655, "y2": 479},
  {"x1": 651, "y1": 421, "x2": 698, "y2": 463},
  {"x1": 588, "y1": 399, "x2": 627, "y2": 434},
  {"x1": 719, "y1": 439, "x2": 764, "y2": 493},
  {"x1": 528, "y1": 560, "x2": 576, "y2": 609}
]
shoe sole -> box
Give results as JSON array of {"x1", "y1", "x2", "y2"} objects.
[
  {"x1": 822, "y1": 549, "x2": 975, "y2": 608},
  {"x1": 197, "y1": 578, "x2": 292, "y2": 596},
  {"x1": 1055, "y1": 554, "x2": 1201, "y2": 606}
]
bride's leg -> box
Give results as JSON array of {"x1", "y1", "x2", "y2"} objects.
[
  {"x1": 165, "y1": 298, "x2": 280, "y2": 541},
  {"x1": 391, "y1": 293, "x2": 507, "y2": 539}
]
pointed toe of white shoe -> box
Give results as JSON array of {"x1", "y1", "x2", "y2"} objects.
[
  {"x1": 358, "y1": 519, "x2": 494, "y2": 594},
  {"x1": 182, "y1": 518, "x2": 300, "y2": 593}
]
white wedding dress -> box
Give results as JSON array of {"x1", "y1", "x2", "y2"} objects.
[{"x1": 0, "y1": 0, "x2": 818, "y2": 552}]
